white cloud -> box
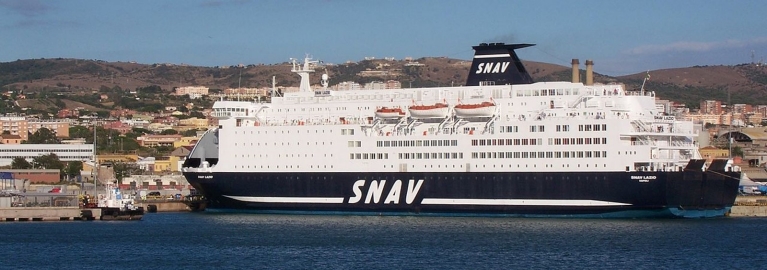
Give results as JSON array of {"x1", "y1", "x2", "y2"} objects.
[{"x1": 625, "y1": 37, "x2": 767, "y2": 55}]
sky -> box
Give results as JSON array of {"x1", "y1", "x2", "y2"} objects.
[{"x1": 1, "y1": 0, "x2": 766, "y2": 76}]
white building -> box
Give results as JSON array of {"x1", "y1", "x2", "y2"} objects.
[
  {"x1": 0, "y1": 144, "x2": 94, "y2": 166},
  {"x1": 175, "y1": 86, "x2": 209, "y2": 99}
]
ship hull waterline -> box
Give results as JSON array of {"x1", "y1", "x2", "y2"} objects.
[{"x1": 183, "y1": 170, "x2": 740, "y2": 218}]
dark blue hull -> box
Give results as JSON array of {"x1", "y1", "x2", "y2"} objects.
[{"x1": 183, "y1": 166, "x2": 740, "y2": 218}]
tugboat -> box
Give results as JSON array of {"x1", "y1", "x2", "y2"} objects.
[{"x1": 96, "y1": 181, "x2": 144, "y2": 221}]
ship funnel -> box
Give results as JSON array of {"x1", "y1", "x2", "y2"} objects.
[
  {"x1": 466, "y1": 43, "x2": 534, "y2": 86},
  {"x1": 571, "y1": 59, "x2": 580, "y2": 83},
  {"x1": 585, "y1": 60, "x2": 594, "y2": 86}
]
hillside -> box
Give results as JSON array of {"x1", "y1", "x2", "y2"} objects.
[
  {"x1": 617, "y1": 64, "x2": 767, "y2": 107},
  {"x1": 1, "y1": 57, "x2": 766, "y2": 110}
]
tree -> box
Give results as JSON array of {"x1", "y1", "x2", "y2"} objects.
[
  {"x1": 732, "y1": 146, "x2": 744, "y2": 158},
  {"x1": 64, "y1": 161, "x2": 83, "y2": 180},
  {"x1": 160, "y1": 129, "x2": 178, "y2": 135},
  {"x1": 181, "y1": 129, "x2": 199, "y2": 137},
  {"x1": 32, "y1": 153, "x2": 64, "y2": 172},
  {"x1": 189, "y1": 111, "x2": 205, "y2": 118},
  {"x1": 11, "y1": 157, "x2": 32, "y2": 169},
  {"x1": 69, "y1": 125, "x2": 91, "y2": 139},
  {"x1": 24, "y1": 128, "x2": 60, "y2": 144},
  {"x1": 113, "y1": 163, "x2": 136, "y2": 181}
]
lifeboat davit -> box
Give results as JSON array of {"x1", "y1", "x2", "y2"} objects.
[
  {"x1": 454, "y1": 101, "x2": 496, "y2": 117},
  {"x1": 408, "y1": 103, "x2": 449, "y2": 119},
  {"x1": 375, "y1": 107, "x2": 406, "y2": 119}
]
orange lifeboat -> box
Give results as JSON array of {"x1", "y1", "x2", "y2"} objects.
[
  {"x1": 408, "y1": 103, "x2": 449, "y2": 119},
  {"x1": 374, "y1": 107, "x2": 406, "y2": 119},
  {"x1": 454, "y1": 101, "x2": 496, "y2": 118}
]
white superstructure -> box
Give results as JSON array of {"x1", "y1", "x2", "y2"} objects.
[{"x1": 188, "y1": 56, "x2": 700, "y2": 176}]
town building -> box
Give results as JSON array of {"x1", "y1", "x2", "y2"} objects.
[
  {"x1": 178, "y1": 117, "x2": 209, "y2": 130},
  {"x1": 3, "y1": 169, "x2": 61, "y2": 184},
  {"x1": 0, "y1": 116, "x2": 28, "y2": 141},
  {"x1": 699, "y1": 100, "x2": 723, "y2": 114},
  {"x1": 0, "y1": 144, "x2": 94, "y2": 166},
  {"x1": 174, "y1": 86, "x2": 209, "y2": 99},
  {"x1": 0, "y1": 134, "x2": 22, "y2": 144},
  {"x1": 28, "y1": 120, "x2": 70, "y2": 138},
  {"x1": 699, "y1": 146, "x2": 729, "y2": 163},
  {"x1": 104, "y1": 121, "x2": 132, "y2": 134},
  {"x1": 119, "y1": 174, "x2": 190, "y2": 192},
  {"x1": 136, "y1": 134, "x2": 182, "y2": 147},
  {"x1": 173, "y1": 137, "x2": 198, "y2": 148}
]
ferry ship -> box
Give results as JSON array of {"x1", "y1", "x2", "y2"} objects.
[{"x1": 182, "y1": 43, "x2": 741, "y2": 218}]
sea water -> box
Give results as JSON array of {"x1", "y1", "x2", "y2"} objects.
[{"x1": 1, "y1": 213, "x2": 766, "y2": 269}]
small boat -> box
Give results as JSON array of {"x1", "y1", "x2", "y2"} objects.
[
  {"x1": 97, "y1": 182, "x2": 144, "y2": 221},
  {"x1": 408, "y1": 103, "x2": 449, "y2": 119},
  {"x1": 375, "y1": 107, "x2": 405, "y2": 119},
  {"x1": 454, "y1": 101, "x2": 496, "y2": 117}
]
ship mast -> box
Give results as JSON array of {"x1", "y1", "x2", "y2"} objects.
[{"x1": 291, "y1": 55, "x2": 318, "y2": 92}]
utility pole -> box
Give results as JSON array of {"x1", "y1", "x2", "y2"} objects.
[
  {"x1": 93, "y1": 118, "x2": 98, "y2": 203},
  {"x1": 728, "y1": 87, "x2": 733, "y2": 159}
]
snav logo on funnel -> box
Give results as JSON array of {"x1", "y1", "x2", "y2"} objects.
[{"x1": 475, "y1": 62, "x2": 511, "y2": 74}]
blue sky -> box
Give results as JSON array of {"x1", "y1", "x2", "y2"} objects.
[{"x1": 1, "y1": 0, "x2": 765, "y2": 76}]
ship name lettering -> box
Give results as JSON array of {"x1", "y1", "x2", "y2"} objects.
[
  {"x1": 348, "y1": 179, "x2": 424, "y2": 204},
  {"x1": 475, "y1": 62, "x2": 510, "y2": 74},
  {"x1": 630, "y1": 175, "x2": 656, "y2": 180},
  {"x1": 314, "y1": 90, "x2": 331, "y2": 97}
]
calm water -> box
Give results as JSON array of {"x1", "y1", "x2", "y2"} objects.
[{"x1": 1, "y1": 213, "x2": 767, "y2": 269}]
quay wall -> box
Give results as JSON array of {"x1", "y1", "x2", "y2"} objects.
[
  {"x1": 138, "y1": 201, "x2": 190, "y2": 212},
  {"x1": 730, "y1": 195, "x2": 767, "y2": 217},
  {"x1": 0, "y1": 207, "x2": 100, "y2": 221}
]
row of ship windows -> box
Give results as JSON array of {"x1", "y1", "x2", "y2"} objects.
[
  {"x1": 234, "y1": 124, "x2": 605, "y2": 135},
  {"x1": 376, "y1": 140, "x2": 459, "y2": 148},
  {"x1": 233, "y1": 154, "x2": 335, "y2": 158},
  {"x1": 235, "y1": 129, "x2": 336, "y2": 135},
  {"x1": 471, "y1": 151, "x2": 608, "y2": 159},
  {"x1": 472, "y1": 138, "x2": 543, "y2": 146},
  {"x1": 233, "y1": 165, "x2": 336, "y2": 169},
  {"x1": 499, "y1": 124, "x2": 606, "y2": 133},
  {"x1": 350, "y1": 153, "x2": 390, "y2": 160},
  {"x1": 515, "y1": 88, "x2": 580, "y2": 97},
  {"x1": 234, "y1": 142, "x2": 334, "y2": 146},
  {"x1": 397, "y1": 152, "x2": 464, "y2": 160},
  {"x1": 386, "y1": 163, "x2": 608, "y2": 169},
  {"x1": 579, "y1": 124, "x2": 607, "y2": 131},
  {"x1": 471, "y1": 138, "x2": 607, "y2": 146},
  {"x1": 232, "y1": 163, "x2": 609, "y2": 171},
  {"x1": 552, "y1": 138, "x2": 607, "y2": 145}
]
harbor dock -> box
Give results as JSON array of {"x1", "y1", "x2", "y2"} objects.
[
  {"x1": 0, "y1": 207, "x2": 100, "y2": 221},
  {"x1": 0, "y1": 201, "x2": 188, "y2": 222},
  {"x1": 729, "y1": 196, "x2": 767, "y2": 217}
]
